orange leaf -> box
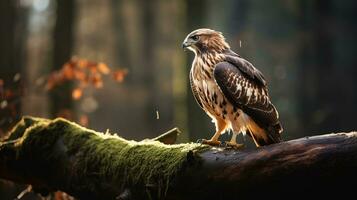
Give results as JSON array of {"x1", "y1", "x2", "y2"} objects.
[
  {"x1": 112, "y1": 69, "x2": 128, "y2": 82},
  {"x1": 77, "y1": 59, "x2": 88, "y2": 69},
  {"x1": 79, "y1": 115, "x2": 89, "y2": 127},
  {"x1": 45, "y1": 74, "x2": 56, "y2": 90},
  {"x1": 97, "y1": 62, "x2": 110, "y2": 74},
  {"x1": 79, "y1": 79, "x2": 89, "y2": 88},
  {"x1": 93, "y1": 79, "x2": 103, "y2": 88},
  {"x1": 74, "y1": 69, "x2": 86, "y2": 81},
  {"x1": 4, "y1": 89, "x2": 14, "y2": 99},
  {"x1": 72, "y1": 88, "x2": 83, "y2": 100},
  {"x1": 56, "y1": 109, "x2": 73, "y2": 120},
  {"x1": 45, "y1": 72, "x2": 63, "y2": 90},
  {"x1": 89, "y1": 65, "x2": 98, "y2": 74},
  {"x1": 95, "y1": 80, "x2": 103, "y2": 88},
  {"x1": 62, "y1": 64, "x2": 74, "y2": 80},
  {"x1": 91, "y1": 74, "x2": 103, "y2": 88}
]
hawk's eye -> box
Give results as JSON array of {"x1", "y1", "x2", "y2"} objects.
[{"x1": 191, "y1": 35, "x2": 199, "y2": 41}]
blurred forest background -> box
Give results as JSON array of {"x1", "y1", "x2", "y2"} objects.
[{"x1": 1, "y1": 0, "x2": 357, "y2": 199}]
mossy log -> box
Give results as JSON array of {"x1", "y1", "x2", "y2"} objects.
[{"x1": 0, "y1": 117, "x2": 357, "y2": 199}]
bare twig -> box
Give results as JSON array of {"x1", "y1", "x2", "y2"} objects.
[
  {"x1": 152, "y1": 127, "x2": 180, "y2": 144},
  {"x1": 15, "y1": 185, "x2": 32, "y2": 200}
]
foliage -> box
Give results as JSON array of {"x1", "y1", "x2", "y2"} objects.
[
  {"x1": 45, "y1": 57, "x2": 128, "y2": 100},
  {"x1": 0, "y1": 57, "x2": 128, "y2": 137}
]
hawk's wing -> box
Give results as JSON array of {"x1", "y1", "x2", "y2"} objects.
[
  {"x1": 213, "y1": 59, "x2": 282, "y2": 143},
  {"x1": 224, "y1": 49, "x2": 267, "y2": 86},
  {"x1": 189, "y1": 69, "x2": 203, "y2": 109}
]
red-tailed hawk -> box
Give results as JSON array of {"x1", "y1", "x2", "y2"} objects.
[{"x1": 182, "y1": 28, "x2": 283, "y2": 148}]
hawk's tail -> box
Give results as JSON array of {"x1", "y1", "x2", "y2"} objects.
[
  {"x1": 266, "y1": 122, "x2": 283, "y2": 143},
  {"x1": 247, "y1": 122, "x2": 283, "y2": 146}
]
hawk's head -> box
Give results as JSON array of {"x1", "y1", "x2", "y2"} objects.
[{"x1": 182, "y1": 28, "x2": 230, "y2": 54}]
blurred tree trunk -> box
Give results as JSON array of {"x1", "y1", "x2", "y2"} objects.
[
  {"x1": 111, "y1": 0, "x2": 131, "y2": 71},
  {"x1": 50, "y1": 0, "x2": 75, "y2": 118},
  {"x1": 0, "y1": 1, "x2": 29, "y2": 199},
  {"x1": 0, "y1": 0, "x2": 28, "y2": 132},
  {"x1": 149, "y1": 0, "x2": 183, "y2": 139},
  {"x1": 185, "y1": 0, "x2": 212, "y2": 141},
  {"x1": 170, "y1": 1, "x2": 190, "y2": 142},
  {"x1": 111, "y1": 0, "x2": 178, "y2": 139},
  {"x1": 141, "y1": 0, "x2": 160, "y2": 134}
]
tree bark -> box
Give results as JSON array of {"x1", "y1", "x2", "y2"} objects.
[
  {"x1": 1, "y1": 117, "x2": 356, "y2": 200},
  {"x1": 50, "y1": 0, "x2": 75, "y2": 117},
  {"x1": 0, "y1": 0, "x2": 28, "y2": 134}
]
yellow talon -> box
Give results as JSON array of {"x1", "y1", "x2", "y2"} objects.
[
  {"x1": 201, "y1": 139, "x2": 221, "y2": 146},
  {"x1": 225, "y1": 141, "x2": 244, "y2": 149}
]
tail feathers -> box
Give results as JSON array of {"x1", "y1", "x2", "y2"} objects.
[
  {"x1": 247, "y1": 122, "x2": 283, "y2": 146},
  {"x1": 266, "y1": 122, "x2": 283, "y2": 144}
]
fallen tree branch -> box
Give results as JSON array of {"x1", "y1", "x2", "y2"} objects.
[
  {"x1": 1, "y1": 117, "x2": 357, "y2": 199},
  {"x1": 153, "y1": 127, "x2": 180, "y2": 145}
]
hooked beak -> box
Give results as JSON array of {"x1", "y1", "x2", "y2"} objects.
[
  {"x1": 182, "y1": 39, "x2": 194, "y2": 49},
  {"x1": 182, "y1": 41, "x2": 190, "y2": 49},
  {"x1": 182, "y1": 42, "x2": 190, "y2": 49}
]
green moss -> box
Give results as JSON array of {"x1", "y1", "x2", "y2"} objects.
[
  {"x1": 5, "y1": 116, "x2": 49, "y2": 141},
  {"x1": 7, "y1": 117, "x2": 209, "y2": 198},
  {"x1": 60, "y1": 119, "x2": 207, "y2": 197}
]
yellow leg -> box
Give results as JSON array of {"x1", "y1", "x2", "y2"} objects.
[
  {"x1": 202, "y1": 118, "x2": 227, "y2": 146},
  {"x1": 225, "y1": 132, "x2": 244, "y2": 149}
]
